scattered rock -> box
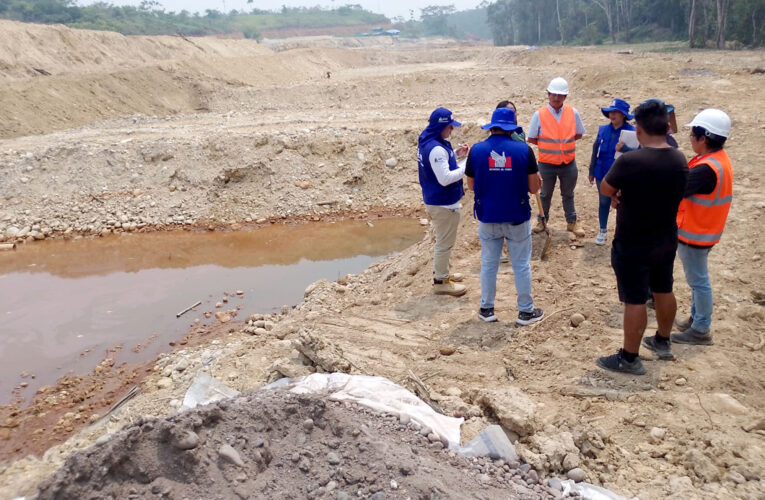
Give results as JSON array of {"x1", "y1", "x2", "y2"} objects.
[
  {"x1": 219, "y1": 444, "x2": 245, "y2": 467},
  {"x1": 569, "y1": 313, "x2": 585, "y2": 327},
  {"x1": 384, "y1": 158, "x2": 398, "y2": 167},
  {"x1": 567, "y1": 468, "x2": 586, "y2": 482},
  {"x1": 439, "y1": 345, "x2": 456, "y2": 356}
]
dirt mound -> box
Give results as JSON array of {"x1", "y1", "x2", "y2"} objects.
[{"x1": 36, "y1": 390, "x2": 557, "y2": 499}]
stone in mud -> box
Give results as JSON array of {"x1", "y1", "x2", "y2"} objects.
[
  {"x1": 174, "y1": 431, "x2": 200, "y2": 450},
  {"x1": 570, "y1": 313, "x2": 585, "y2": 327},
  {"x1": 219, "y1": 444, "x2": 245, "y2": 467},
  {"x1": 567, "y1": 467, "x2": 586, "y2": 482}
]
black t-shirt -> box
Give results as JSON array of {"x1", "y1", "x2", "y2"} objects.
[
  {"x1": 605, "y1": 147, "x2": 689, "y2": 245},
  {"x1": 465, "y1": 144, "x2": 538, "y2": 178}
]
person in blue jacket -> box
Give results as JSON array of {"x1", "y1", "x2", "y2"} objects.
[
  {"x1": 418, "y1": 107, "x2": 469, "y2": 296},
  {"x1": 588, "y1": 98, "x2": 635, "y2": 246}
]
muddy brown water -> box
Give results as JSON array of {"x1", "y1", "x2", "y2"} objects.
[{"x1": 0, "y1": 218, "x2": 424, "y2": 404}]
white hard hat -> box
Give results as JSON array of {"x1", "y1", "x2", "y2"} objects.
[
  {"x1": 686, "y1": 108, "x2": 731, "y2": 138},
  {"x1": 546, "y1": 77, "x2": 569, "y2": 95}
]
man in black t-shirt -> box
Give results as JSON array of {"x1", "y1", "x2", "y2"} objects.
[{"x1": 596, "y1": 100, "x2": 689, "y2": 375}]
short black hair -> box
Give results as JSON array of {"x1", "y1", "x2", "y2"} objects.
[
  {"x1": 634, "y1": 100, "x2": 669, "y2": 136},
  {"x1": 496, "y1": 100, "x2": 516, "y2": 110},
  {"x1": 691, "y1": 126, "x2": 726, "y2": 151}
]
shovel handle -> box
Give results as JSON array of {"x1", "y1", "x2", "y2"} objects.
[{"x1": 534, "y1": 192, "x2": 546, "y2": 221}]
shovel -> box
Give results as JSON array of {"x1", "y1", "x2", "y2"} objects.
[{"x1": 534, "y1": 192, "x2": 552, "y2": 260}]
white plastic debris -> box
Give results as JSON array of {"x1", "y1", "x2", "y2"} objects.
[
  {"x1": 459, "y1": 425, "x2": 518, "y2": 462},
  {"x1": 265, "y1": 373, "x2": 463, "y2": 448},
  {"x1": 181, "y1": 372, "x2": 240, "y2": 411},
  {"x1": 561, "y1": 480, "x2": 635, "y2": 500}
]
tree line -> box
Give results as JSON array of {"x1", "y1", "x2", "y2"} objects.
[{"x1": 484, "y1": 0, "x2": 762, "y2": 48}]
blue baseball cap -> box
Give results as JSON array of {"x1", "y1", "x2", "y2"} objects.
[
  {"x1": 429, "y1": 107, "x2": 462, "y2": 128},
  {"x1": 601, "y1": 98, "x2": 633, "y2": 120},
  {"x1": 481, "y1": 107, "x2": 522, "y2": 132},
  {"x1": 639, "y1": 98, "x2": 675, "y2": 114}
]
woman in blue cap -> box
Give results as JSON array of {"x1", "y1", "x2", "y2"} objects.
[{"x1": 588, "y1": 98, "x2": 635, "y2": 245}]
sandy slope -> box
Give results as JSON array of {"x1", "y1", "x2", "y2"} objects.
[{"x1": 1, "y1": 20, "x2": 764, "y2": 499}]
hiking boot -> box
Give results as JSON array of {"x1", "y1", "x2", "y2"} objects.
[
  {"x1": 433, "y1": 278, "x2": 467, "y2": 297},
  {"x1": 567, "y1": 221, "x2": 585, "y2": 237},
  {"x1": 594, "y1": 229, "x2": 607, "y2": 246},
  {"x1": 642, "y1": 334, "x2": 675, "y2": 360},
  {"x1": 479, "y1": 307, "x2": 498, "y2": 322},
  {"x1": 671, "y1": 327, "x2": 714, "y2": 345},
  {"x1": 596, "y1": 349, "x2": 647, "y2": 375},
  {"x1": 674, "y1": 315, "x2": 693, "y2": 331},
  {"x1": 516, "y1": 307, "x2": 544, "y2": 326},
  {"x1": 449, "y1": 273, "x2": 464, "y2": 282},
  {"x1": 533, "y1": 220, "x2": 546, "y2": 234}
]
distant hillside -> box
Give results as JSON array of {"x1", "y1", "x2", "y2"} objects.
[{"x1": 0, "y1": 1, "x2": 390, "y2": 40}]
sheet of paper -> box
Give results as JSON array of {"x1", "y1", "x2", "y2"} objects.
[{"x1": 614, "y1": 130, "x2": 639, "y2": 159}]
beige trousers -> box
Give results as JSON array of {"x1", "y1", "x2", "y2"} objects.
[{"x1": 425, "y1": 205, "x2": 461, "y2": 281}]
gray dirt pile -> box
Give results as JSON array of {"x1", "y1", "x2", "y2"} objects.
[{"x1": 36, "y1": 390, "x2": 557, "y2": 500}]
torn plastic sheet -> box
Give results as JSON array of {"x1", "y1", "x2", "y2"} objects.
[
  {"x1": 266, "y1": 373, "x2": 464, "y2": 448},
  {"x1": 561, "y1": 479, "x2": 635, "y2": 500},
  {"x1": 181, "y1": 371, "x2": 240, "y2": 411}
]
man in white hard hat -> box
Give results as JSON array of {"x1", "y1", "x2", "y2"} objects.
[
  {"x1": 527, "y1": 77, "x2": 587, "y2": 237},
  {"x1": 668, "y1": 109, "x2": 733, "y2": 346}
]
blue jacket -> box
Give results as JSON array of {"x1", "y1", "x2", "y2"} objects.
[
  {"x1": 470, "y1": 134, "x2": 531, "y2": 224},
  {"x1": 588, "y1": 122, "x2": 635, "y2": 181},
  {"x1": 418, "y1": 137, "x2": 464, "y2": 206}
]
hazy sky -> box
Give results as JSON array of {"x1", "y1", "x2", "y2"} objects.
[{"x1": 79, "y1": 1, "x2": 486, "y2": 20}]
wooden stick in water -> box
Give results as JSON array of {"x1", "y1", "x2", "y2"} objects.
[{"x1": 176, "y1": 300, "x2": 202, "y2": 318}]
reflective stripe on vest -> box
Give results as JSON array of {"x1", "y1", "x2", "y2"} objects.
[
  {"x1": 677, "y1": 151, "x2": 733, "y2": 247},
  {"x1": 537, "y1": 105, "x2": 576, "y2": 164}
]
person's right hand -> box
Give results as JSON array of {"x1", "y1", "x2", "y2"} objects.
[
  {"x1": 588, "y1": 175, "x2": 595, "y2": 184},
  {"x1": 615, "y1": 141, "x2": 624, "y2": 152}
]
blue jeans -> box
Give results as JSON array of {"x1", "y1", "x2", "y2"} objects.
[
  {"x1": 478, "y1": 221, "x2": 534, "y2": 312},
  {"x1": 595, "y1": 178, "x2": 611, "y2": 231},
  {"x1": 538, "y1": 160, "x2": 578, "y2": 223},
  {"x1": 677, "y1": 243, "x2": 713, "y2": 333}
]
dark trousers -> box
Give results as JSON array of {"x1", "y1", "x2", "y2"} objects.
[{"x1": 538, "y1": 160, "x2": 578, "y2": 223}]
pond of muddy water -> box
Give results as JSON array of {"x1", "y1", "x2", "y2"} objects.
[{"x1": 0, "y1": 218, "x2": 424, "y2": 404}]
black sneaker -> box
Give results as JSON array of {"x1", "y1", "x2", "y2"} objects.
[
  {"x1": 516, "y1": 308, "x2": 544, "y2": 326},
  {"x1": 596, "y1": 349, "x2": 647, "y2": 375},
  {"x1": 671, "y1": 327, "x2": 714, "y2": 345},
  {"x1": 479, "y1": 307, "x2": 498, "y2": 322},
  {"x1": 642, "y1": 334, "x2": 675, "y2": 360}
]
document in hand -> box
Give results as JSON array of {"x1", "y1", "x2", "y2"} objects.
[{"x1": 614, "y1": 130, "x2": 639, "y2": 159}]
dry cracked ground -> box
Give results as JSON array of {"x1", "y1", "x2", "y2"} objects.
[{"x1": 1, "y1": 19, "x2": 765, "y2": 500}]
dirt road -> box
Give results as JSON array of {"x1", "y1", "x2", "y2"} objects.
[{"x1": 1, "y1": 20, "x2": 764, "y2": 499}]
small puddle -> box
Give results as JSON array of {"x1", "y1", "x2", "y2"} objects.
[{"x1": 0, "y1": 218, "x2": 424, "y2": 404}]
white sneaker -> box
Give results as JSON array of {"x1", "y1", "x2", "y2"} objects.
[{"x1": 595, "y1": 229, "x2": 607, "y2": 246}]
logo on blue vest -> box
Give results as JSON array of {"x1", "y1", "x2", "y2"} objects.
[{"x1": 489, "y1": 150, "x2": 512, "y2": 170}]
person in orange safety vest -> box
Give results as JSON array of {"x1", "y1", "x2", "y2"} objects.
[
  {"x1": 671, "y1": 109, "x2": 733, "y2": 346},
  {"x1": 527, "y1": 77, "x2": 587, "y2": 238}
]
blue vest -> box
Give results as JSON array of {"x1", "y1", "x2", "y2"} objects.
[
  {"x1": 418, "y1": 138, "x2": 464, "y2": 206},
  {"x1": 471, "y1": 135, "x2": 531, "y2": 224},
  {"x1": 592, "y1": 122, "x2": 635, "y2": 180}
]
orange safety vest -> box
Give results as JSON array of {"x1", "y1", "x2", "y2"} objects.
[
  {"x1": 536, "y1": 105, "x2": 577, "y2": 164},
  {"x1": 677, "y1": 149, "x2": 733, "y2": 247}
]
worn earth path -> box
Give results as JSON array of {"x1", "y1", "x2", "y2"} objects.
[{"x1": 0, "y1": 19, "x2": 764, "y2": 499}]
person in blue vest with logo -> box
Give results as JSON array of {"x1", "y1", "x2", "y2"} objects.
[
  {"x1": 465, "y1": 107, "x2": 544, "y2": 325},
  {"x1": 418, "y1": 107, "x2": 468, "y2": 297},
  {"x1": 588, "y1": 98, "x2": 635, "y2": 246}
]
